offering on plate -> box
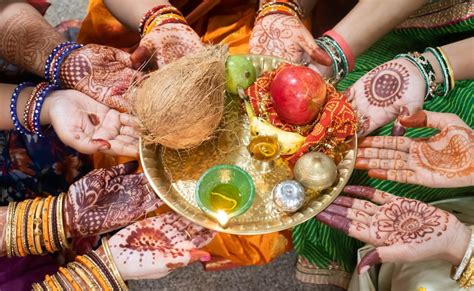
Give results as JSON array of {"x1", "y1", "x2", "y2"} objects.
[
  {"x1": 195, "y1": 164, "x2": 255, "y2": 228},
  {"x1": 293, "y1": 152, "x2": 338, "y2": 191},
  {"x1": 272, "y1": 180, "x2": 305, "y2": 213},
  {"x1": 140, "y1": 55, "x2": 358, "y2": 234},
  {"x1": 270, "y1": 66, "x2": 327, "y2": 125},
  {"x1": 225, "y1": 55, "x2": 257, "y2": 95}
]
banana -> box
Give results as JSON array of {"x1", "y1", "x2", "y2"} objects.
[{"x1": 244, "y1": 101, "x2": 305, "y2": 155}]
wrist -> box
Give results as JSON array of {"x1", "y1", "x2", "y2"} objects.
[{"x1": 447, "y1": 222, "x2": 472, "y2": 266}]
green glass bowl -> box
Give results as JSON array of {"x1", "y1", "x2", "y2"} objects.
[{"x1": 196, "y1": 164, "x2": 255, "y2": 221}]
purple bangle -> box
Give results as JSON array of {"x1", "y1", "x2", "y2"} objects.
[
  {"x1": 44, "y1": 41, "x2": 74, "y2": 83},
  {"x1": 50, "y1": 43, "x2": 83, "y2": 88},
  {"x1": 10, "y1": 82, "x2": 35, "y2": 135},
  {"x1": 32, "y1": 84, "x2": 56, "y2": 137}
]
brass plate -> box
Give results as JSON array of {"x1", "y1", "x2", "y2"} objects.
[{"x1": 140, "y1": 55, "x2": 357, "y2": 235}]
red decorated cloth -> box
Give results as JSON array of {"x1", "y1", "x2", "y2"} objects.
[{"x1": 244, "y1": 64, "x2": 357, "y2": 164}]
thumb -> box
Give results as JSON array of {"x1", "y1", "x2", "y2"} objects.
[
  {"x1": 131, "y1": 45, "x2": 153, "y2": 70},
  {"x1": 107, "y1": 160, "x2": 139, "y2": 177},
  {"x1": 358, "y1": 245, "x2": 413, "y2": 274},
  {"x1": 300, "y1": 31, "x2": 332, "y2": 66},
  {"x1": 399, "y1": 110, "x2": 467, "y2": 131}
]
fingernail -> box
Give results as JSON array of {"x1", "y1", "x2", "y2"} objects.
[
  {"x1": 359, "y1": 265, "x2": 370, "y2": 274},
  {"x1": 391, "y1": 125, "x2": 406, "y2": 136},
  {"x1": 355, "y1": 159, "x2": 369, "y2": 169},
  {"x1": 368, "y1": 169, "x2": 387, "y2": 180},
  {"x1": 124, "y1": 160, "x2": 139, "y2": 172},
  {"x1": 88, "y1": 114, "x2": 100, "y2": 126},
  {"x1": 200, "y1": 255, "x2": 212, "y2": 262}
]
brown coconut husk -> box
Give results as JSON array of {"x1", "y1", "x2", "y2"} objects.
[{"x1": 133, "y1": 45, "x2": 228, "y2": 149}]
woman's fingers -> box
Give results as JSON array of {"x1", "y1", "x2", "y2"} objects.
[
  {"x1": 357, "y1": 148, "x2": 408, "y2": 160},
  {"x1": 368, "y1": 169, "x2": 418, "y2": 184},
  {"x1": 343, "y1": 186, "x2": 396, "y2": 205},
  {"x1": 325, "y1": 204, "x2": 371, "y2": 225},
  {"x1": 333, "y1": 196, "x2": 378, "y2": 215},
  {"x1": 358, "y1": 136, "x2": 412, "y2": 152},
  {"x1": 316, "y1": 211, "x2": 371, "y2": 242},
  {"x1": 299, "y1": 30, "x2": 332, "y2": 66},
  {"x1": 356, "y1": 158, "x2": 409, "y2": 170}
]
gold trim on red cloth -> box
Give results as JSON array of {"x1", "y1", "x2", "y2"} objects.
[{"x1": 397, "y1": 0, "x2": 473, "y2": 29}]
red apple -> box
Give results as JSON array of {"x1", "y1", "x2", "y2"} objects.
[{"x1": 270, "y1": 66, "x2": 327, "y2": 125}]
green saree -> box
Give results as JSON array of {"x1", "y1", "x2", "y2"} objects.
[{"x1": 292, "y1": 0, "x2": 474, "y2": 287}]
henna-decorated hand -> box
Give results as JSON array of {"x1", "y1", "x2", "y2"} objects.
[
  {"x1": 249, "y1": 14, "x2": 331, "y2": 72},
  {"x1": 46, "y1": 90, "x2": 139, "y2": 157},
  {"x1": 106, "y1": 212, "x2": 214, "y2": 280},
  {"x1": 64, "y1": 161, "x2": 162, "y2": 237},
  {"x1": 130, "y1": 23, "x2": 204, "y2": 70},
  {"x1": 59, "y1": 44, "x2": 144, "y2": 112},
  {"x1": 346, "y1": 58, "x2": 425, "y2": 136},
  {"x1": 355, "y1": 111, "x2": 474, "y2": 188},
  {"x1": 317, "y1": 186, "x2": 472, "y2": 273}
]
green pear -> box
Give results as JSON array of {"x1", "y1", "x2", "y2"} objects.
[{"x1": 225, "y1": 56, "x2": 257, "y2": 95}]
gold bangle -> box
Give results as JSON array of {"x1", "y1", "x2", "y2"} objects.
[
  {"x1": 56, "y1": 193, "x2": 70, "y2": 249},
  {"x1": 50, "y1": 274, "x2": 63, "y2": 291},
  {"x1": 69, "y1": 262, "x2": 100, "y2": 290},
  {"x1": 436, "y1": 47, "x2": 456, "y2": 91},
  {"x1": 144, "y1": 13, "x2": 187, "y2": 35},
  {"x1": 27, "y1": 198, "x2": 41, "y2": 254},
  {"x1": 77, "y1": 255, "x2": 110, "y2": 290},
  {"x1": 31, "y1": 282, "x2": 43, "y2": 291},
  {"x1": 102, "y1": 238, "x2": 128, "y2": 290},
  {"x1": 44, "y1": 274, "x2": 59, "y2": 291},
  {"x1": 42, "y1": 196, "x2": 54, "y2": 253},
  {"x1": 15, "y1": 200, "x2": 28, "y2": 256},
  {"x1": 142, "y1": 6, "x2": 184, "y2": 33},
  {"x1": 459, "y1": 256, "x2": 474, "y2": 288},
  {"x1": 59, "y1": 267, "x2": 82, "y2": 291},
  {"x1": 33, "y1": 198, "x2": 45, "y2": 255},
  {"x1": 21, "y1": 199, "x2": 34, "y2": 255},
  {"x1": 5, "y1": 202, "x2": 16, "y2": 257}
]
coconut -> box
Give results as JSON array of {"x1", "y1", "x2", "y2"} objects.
[{"x1": 133, "y1": 45, "x2": 227, "y2": 149}]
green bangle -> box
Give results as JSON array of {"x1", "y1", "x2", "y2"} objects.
[
  {"x1": 315, "y1": 37, "x2": 345, "y2": 84},
  {"x1": 424, "y1": 47, "x2": 452, "y2": 97},
  {"x1": 395, "y1": 52, "x2": 437, "y2": 101}
]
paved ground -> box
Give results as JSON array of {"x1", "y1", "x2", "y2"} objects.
[{"x1": 43, "y1": 1, "x2": 342, "y2": 290}]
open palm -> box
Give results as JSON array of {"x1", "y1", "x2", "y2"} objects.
[
  {"x1": 317, "y1": 186, "x2": 471, "y2": 273},
  {"x1": 46, "y1": 89, "x2": 139, "y2": 157},
  {"x1": 107, "y1": 212, "x2": 214, "y2": 280},
  {"x1": 355, "y1": 111, "x2": 474, "y2": 188},
  {"x1": 346, "y1": 58, "x2": 425, "y2": 136}
]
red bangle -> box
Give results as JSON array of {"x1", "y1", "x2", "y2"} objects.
[
  {"x1": 323, "y1": 30, "x2": 355, "y2": 71},
  {"x1": 138, "y1": 5, "x2": 169, "y2": 33}
]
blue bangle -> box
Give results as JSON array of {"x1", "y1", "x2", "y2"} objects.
[
  {"x1": 50, "y1": 43, "x2": 83, "y2": 88},
  {"x1": 44, "y1": 41, "x2": 74, "y2": 83},
  {"x1": 32, "y1": 84, "x2": 56, "y2": 137},
  {"x1": 10, "y1": 82, "x2": 35, "y2": 135}
]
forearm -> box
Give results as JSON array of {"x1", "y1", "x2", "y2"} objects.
[
  {"x1": 0, "y1": 83, "x2": 51, "y2": 130},
  {"x1": 0, "y1": 1, "x2": 65, "y2": 76},
  {"x1": 259, "y1": 0, "x2": 317, "y2": 18},
  {"x1": 333, "y1": 0, "x2": 426, "y2": 57},
  {"x1": 422, "y1": 38, "x2": 474, "y2": 85},
  {"x1": 103, "y1": 0, "x2": 171, "y2": 30}
]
